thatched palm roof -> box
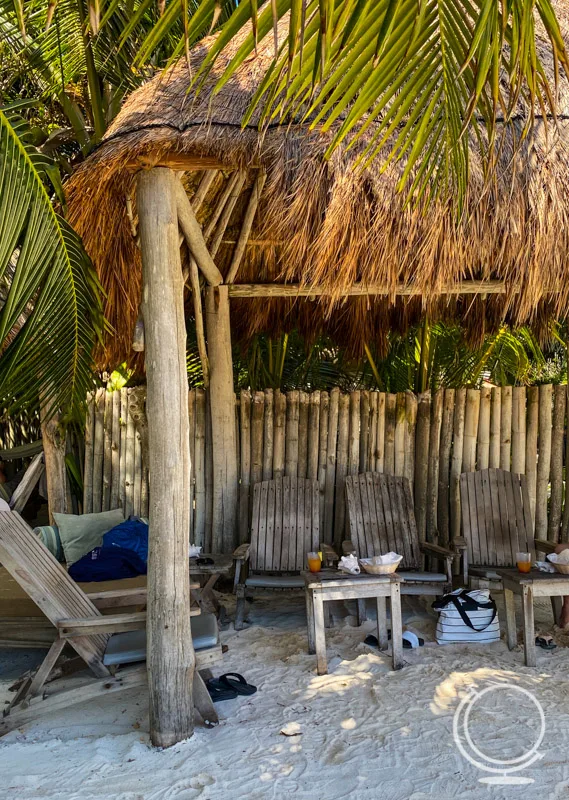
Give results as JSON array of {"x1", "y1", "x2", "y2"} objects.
[{"x1": 68, "y1": 8, "x2": 569, "y2": 367}]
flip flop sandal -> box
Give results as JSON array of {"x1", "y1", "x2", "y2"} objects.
[
  {"x1": 364, "y1": 633, "x2": 425, "y2": 649},
  {"x1": 217, "y1": 673, "x2": 257, "y2": 696},
  {"x1": 206, "y1": 681, "x2": 239, "y2": 703},
  {"x1": 536, "y1": 635, "x2": 557, "y2": 651}
]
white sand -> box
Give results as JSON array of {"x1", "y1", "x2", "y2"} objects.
[{"x1": 2, "y1": 591, "x2": 569, "y2": 800}]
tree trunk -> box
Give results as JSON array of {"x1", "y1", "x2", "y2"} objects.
[
  {"x1": 205, "y1": 285, "x2": 238, "y2": 552},
  {"x1": 137, "y1": 167, "x2": 195, "y2": 748}
]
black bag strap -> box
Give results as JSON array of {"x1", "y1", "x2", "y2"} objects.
[{"x1": 450, "y1": 591, "x2": 497, "y2": 632}]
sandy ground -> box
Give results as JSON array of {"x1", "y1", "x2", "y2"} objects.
[{"x1": 1, "y1": 590, "x2": 569, "y2": 800}]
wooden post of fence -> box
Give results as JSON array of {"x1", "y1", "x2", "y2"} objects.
[
  {"x1": 262, "y1": 389, "x2": 274, "y2": 481},
  {"x1": 414, "y1": 392, "x2": 431, "y2": 541},
  {"x1": 462, "y1": 389, "x2": 480, "y2": 473},
  {"x1": 525, "y1": 386, "x2": 539, "y2": 526},
  {"x1": 477, "y1": 387, "x2": 491, "y2": 470},
  {"x1": 437, "y1": 389, "x2": 455, "y2": 546},
  {"x1": 239, "y1": 390, "x2": 252, "y2": 543},
  {"x1": 511, "y1": 386, "x2": 526, "y2": 474},
  {"x1": 404, "y1": 392, "x2": 418, "y2": 490},
  {"x1": 317, "y1": 391, "x2": 329, "y2": 534},
  {"x1": 348, "y1": 391, "x2": 360, "y2": 477},
  {"x1": 376, "y1": 393, "x2": 386, "y2": 472},
  {"x1": 394, "y1": 393, "x2": 406, "y2": 477},
  {"x1": 359, "y1": 391, "x2": 370, "y2": 473},
  {"x1": 426, "y1": 389, "x2": 443, "y2": 543},
  {"x1": 549, "y1": 384, "x2": 565, "y2": 542},
  {"x1": 324, "y1": 388, "x2": 339, "y2": 543},
  {"x1": 384, "y1": 394, "x2": 397, "y2": 475},
  {"x1": 450, "y1": 388, "x2": 466, "y2": 541},
  {"x1": 536, "y1": 384, "x2": 553, "y2": 542},
  {"x1": 308, "y1": 391, "x2": 321, "y2": 482},
  {"x1": 273, "y1": 390, "x2": 286, "y2": 479},
  {"x1": 334, "y1": 393, "x2": 350, "y2": 547},
  {"x1": 500, "y1": 385, "x2": 513, "y2": 470},
  {"x1": 298, "y1": 391, "x2": 309, "y2": 479},
  {"x1": 489, "y1": 387, "x2": 501, "y2": 468}
]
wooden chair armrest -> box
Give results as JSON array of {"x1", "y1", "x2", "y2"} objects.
[
  {"x1": 534, "y1": 539, "x2": 557, "y2": 555},
  {"x1": 451, "y1": 537, "x2": 467, "y2": 550},
  {"x1": 342, "y1": 540, "x2": 356, "y2": 555},
  {"x1": 58, "y1": 611, "x2": 148, "y2": 638},
  {"x1": 233, "y1": 543, "x2": 250, "y2": 561},
  {"x1": 419, "y1": 541, "x2": 458, "y2": 560},
  {"x1": 320, "y1": 543, "x2": 339, "y2": 566}
]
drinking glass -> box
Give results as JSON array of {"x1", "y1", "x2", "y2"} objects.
[
  {"x1": 307, "y1": 551, "x2": 321, "y2": 573},
  {"x1": 516, "y1": 552, "x2": 531, "y2": 573}
]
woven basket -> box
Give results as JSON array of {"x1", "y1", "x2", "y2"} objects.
[
  {"x1": 359, "y1": 558, "x2": 401, "y2": 575},
  {"x1": 553, "y1": 563, "x2": 569, "y2": 575}
]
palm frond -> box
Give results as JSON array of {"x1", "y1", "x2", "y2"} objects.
[{"x1": 0, "y1": 109, "x2": 101, "y2": 419}]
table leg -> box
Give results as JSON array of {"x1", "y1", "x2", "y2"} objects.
[
  {"x1": 305, "y1": 588, "x2": 316, "y2": 655},
  {"x1": 313, "y1": 591, "x2": 328, "y2": 675},
  {"x1": 504, "y1": 588, "x2": 517, "y2": 650},
  {"x1": 390, "y1": 583, "x2": 404, "y2": 670},
  {"x1": 551, "y1": 596, "x2": 563, "y2": 626},
  {"x1": 357, "y1": 599, "x2": 367, "y2": 626},
  {"x1": 199, "y1": 573, "x2": 221, "y2": 613},
  {"x1": 521, "y1": 584, "x2": 536, "y2": 668},
  {"x1": 376, "y1": 596, "x2": 389, "y2": 651}
]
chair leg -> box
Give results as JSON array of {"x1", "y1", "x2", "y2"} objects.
[
  {"x1": 356, "y1": 598, "x2": 367, "y2": 625},
  {"x1": 9, "y1": 638, "x2": 66, "y2": 710},
  {"x1": 323, "y1": 603, "x2": 332, "y2": 629},
  {"x1": 192, "y1": 670, "x2": 219, "y2": 727},
  {"x1": 235, "y1": 584, "x2": 247, "y2": 630}
]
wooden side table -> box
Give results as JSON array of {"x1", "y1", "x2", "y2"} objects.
[
  {"x1": 190, "y1": 554, "x2": 233, "y2": 614},
  {"x1": 496, "y1": 568, "x2": 569, "y2": 667},
  {"x1": 302, "y1": 570, "x2": 404, "y2": 674}
]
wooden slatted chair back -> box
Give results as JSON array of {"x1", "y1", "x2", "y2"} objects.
[
  {"x1": 0, "y1": 512, "x2": 109, "y2": 676},
  {"x1": 345, "y1": 473, "x2": 421, "y2": 569},
  {"x1": 459, "y1": 469, "x2": 534, "y2": 567},
  {"x1": 250, "y1": 477, "x2": 320, "y2": 572}
]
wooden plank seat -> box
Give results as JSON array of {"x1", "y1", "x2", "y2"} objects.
[
  {"x1": 459, "y1": 469, "x2": 559, "y2": 619},
  {"x1": 0, "y1": 511, "x2": 221, "y2": 736},
  {"x1": 344, "y1": 473, "x2": 459, "y2": 620},
  {"x1": 233, "y1": 476, "x2": 337, "y2": 630}
]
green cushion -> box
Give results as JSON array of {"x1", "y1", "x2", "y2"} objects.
[
  {"x1": 54, "y1": 508, "x2": 125, "y2": 566},
  {"x1": 34, "y1": 525, "x2": 64, "y2": 561}
]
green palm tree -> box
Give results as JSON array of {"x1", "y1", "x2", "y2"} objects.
[{"x1": 0, "y1": 109, "x2": 101, "y2": 418}]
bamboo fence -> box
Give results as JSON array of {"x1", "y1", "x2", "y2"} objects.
[{"x1": 84, "y1": 384, "x2": 569, "y2": 552}]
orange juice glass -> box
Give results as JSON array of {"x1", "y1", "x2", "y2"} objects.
[
  {"x1": 307, "y1": 552, "x2": 321, "y2": 573},
  {"x1": 516, "y1": 552, "x2": 531, "y2": 573}
]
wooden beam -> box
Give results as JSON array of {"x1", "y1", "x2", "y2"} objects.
[
  {"x1": 189, "y1": 257, "x2": 210, "y2": 388},
  {"x1": 226, "y1": 169, "x2": 267, "y2": 284},
  {"x1": 137, "y1": 167, "x2": 195, "y2": 748},
  {"x1": 227, "y1": 280, "x2": 510, "y2": 298},
  {"x1": 209, "y1": 170, "x2": 247, "y2": 258},
  {"x1": 205, "y1": 285, "x2": 238, "y2": 552},
  {"x1": 128, "y1": 154, "x2": 226, "y2": 171},
  {"x1": 10, "y1": 452, "x2": 45, "y2": 514},
  {"x1": 174, "y1": 180, "x2": 223, "y2": 286},
  {"x1": 191, "y1": 170, "x2": 218, "y2": 212}
]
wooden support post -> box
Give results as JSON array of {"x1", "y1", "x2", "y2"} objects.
[
  {"x1": 205, "y1": 285, "x2": 238, "y2": 552},
  {"x1": 40, "y1": 398, "x2": 70, "y2": 522},
  {"x1": 137, "y1": 167, "x2": 195, "y2": 748}
]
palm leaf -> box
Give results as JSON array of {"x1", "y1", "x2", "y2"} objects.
[{"x1": 0, "y1": 109, "x2": 101, "y2": 419}]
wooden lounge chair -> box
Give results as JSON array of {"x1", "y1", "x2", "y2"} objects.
[
  {"x1": 0, "y1": 511, "x2": 222, "y2": 736},
  {"x1": 459, "y1": 468, "x2": 556, "y2": 591},
  {"x1": 344, "y1": 473, "x2": 458, "y2": 613},
  {"x1": 233, "y1": 476, "x2": 336, "y2": 630}
]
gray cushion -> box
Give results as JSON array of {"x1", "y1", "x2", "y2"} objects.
[
  {"x1": 103, "y1": 612, "x2": 219, "y2": 666},
  {"x1": 398, "y1": 571, "x2": 447, "y2": 582},
  {"x1": 245, "y1": 575, "x2": 305, "y2": 588}
]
